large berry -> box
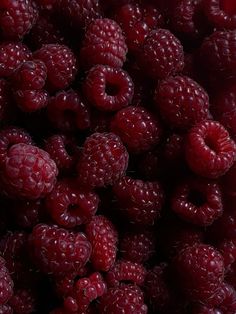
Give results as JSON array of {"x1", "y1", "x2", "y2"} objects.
[{"x1": 0, "y1": 257, "x2": 13, "y2": 305}]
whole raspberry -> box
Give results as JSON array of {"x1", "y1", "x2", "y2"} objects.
[
  {"x1": 0, "y1": 257, "x2": 13, "y2": 305},
  {"x1": 120, "y1": 231, "x2": 156, "y2": 263},
  {"x1": 47, "y1": 90, "x2": 90, "y2": 132},
  {"x1": 113, "y1": 176, "x2": 164, "y2": 225},
  {"x1": 111, "y1": 106, "x2": 162, "y2": 154},
  {"x1": 0, "y1": 0, "x2": 38, "y2": 40},
  {"x1": 185, "y1": 120, "x2": 236, "y2": 178},
  {"x1": 9, "y1": 289, "x2": 36, "y2": 314},
  {"x1": 99, "y1": 285, "x2": 148, "y2": 314},
  {"x1": 154, "y1": 75, "x2": 211, "y2": 130},
  {"x1": 80, "y1": 18, "x2": 128, "y2": 69},
  {"x1": 174, "y1": 244, "x2": 224, "y2": 303},
  {"x1": 0, "y1": 143, "x2": 58, "y2": 199},
  {"x1": 171, "y1": 177, "x2": 223, "y2": 226},
  {"x1": 85, "y1": 215, "x2": 118, "y2": 272},
  {"x1": 14, "y1": 89, "x2": 49, "y2": 113},
  {"x1": 83, "y1": 65, "x2": 134, "y2": 112},
  {"x1": 29, "y1": 224, "x2": 91, "y2": 275},
  {"x1": 77, "y1": 133, "x2": 129, "y2": 188},
  {"x1": 34, "y1": 44, "x2": 77, "y2": 91},
  {"x1": 140, "y1": 29, "x2": 184, "y2": 79},
  {"x1": 46, "y1": 179, "x2": 99, "y2": 228},
  {"x1": 0, "y1": 42, "x2": 31, "y2": 78}
]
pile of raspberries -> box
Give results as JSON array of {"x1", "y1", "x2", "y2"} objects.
[{"x1": 1, "y1": 0, "x2": 236, "y2": 313}]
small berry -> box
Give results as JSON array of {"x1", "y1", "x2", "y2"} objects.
[
  {"x1": 0, "y1": 257, "x2": 13, "y2": 305},
  {"x1": 14, "y1": 89, "x2": 49, "y2": 113}
]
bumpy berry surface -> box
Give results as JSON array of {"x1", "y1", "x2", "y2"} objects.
[
  {"x1": 0, "y1": 257, "x2": 13, "y2": 305},
  {"x1": 14, "y1": 89, "x2": 49, "y2": 113}
]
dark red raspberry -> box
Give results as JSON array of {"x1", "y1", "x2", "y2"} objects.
[
  {"x1": 77, "y1": 133, "x2": 129, "y2": 188},
  {"x1": 171, "y1": 177, "x2": 223, "y2": 226},
  {"x1": 0, "y1": 257, "x2": 13, "y2": 305},
  {"x1": 217, "y1": 239, "x2": 236, "y2": 271},
  {"x1": 140, "y1": 29, "x2": 184, "y2": 79},
  {"x1": 99, "y1": 285, "x2": 148, "y2": 314},
  {"x1": 14, "y1": 89, "x2": 49, "y2": 113},
  {"x1": 9, "y1": 289, "x2": 36, "y2": 314},
  {"x1": 46, "y1": 179, "x2": 99, "y2": 228},
  {"x1": 47, "y1": 90, "x2": 90, "y2": 132},
  {"x1": 174, "y1": 244, "x2": 224, "y2": 303},
  {"x1": 0, "y1": 304, "x2": 13, "y2": 314},
  {"x1": 0, "y1": 42, "x2": 31, "y2": 78},
  {"x1": 29, "y1": 224, "x2": 91, "y2": 275},
  {"x1": 80, "y1": 18, "x2": 128, "y2": 69},
  {"x1": 185, "y1": 120, "x2": 236, "y2": 178},
  {"x1": 83, "y1": 65, "x2": 134, "y2": 112},
  {"x1": 34, "y1": 44, "x2": 77, "y2": 91},
  {"x1": 113, "y1": 176, "x2": 164, "y2": 225},
  {"x1": 120, "y1": 231, "x2": 155, "y2": 263},
  {"x1": 154, "y1": 75, "x2": 211, "y2": 131},
  {"x1": 0, "y1": 0, "x2": 38, "y2": 40},
  {"x1": 85, "y1": 215, "x2": 118, "y2": 272},
  {"x1": 111, "y1": 106, "x2": 162, "y2": 154}
]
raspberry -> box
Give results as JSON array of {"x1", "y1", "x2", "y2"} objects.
[
  {"x1": 154, "y1": 75, "x2": 211, "y2": 131},
  {"x1": 29, "y1": 224, "x2": 91, "y2": 275},
  {"x1": 120, "y1": 231, "x2": 156, "y2": 263},
  {"x1": 9, "y1": 289, "x2": 36, "y2": 314},
  {"x1": 46, "y1": 179, "x2": 99, "y2": 228},
  {"x1": 77, "y1": 133, "x2": 129, "y2": 188},
  {"x1": 34, "y1": 44, "x2": 77, "y2": 91},
  {"x1": 85, "y1": 215, "x2": 118, "y2": 272},
  {"x1": 47, "y1": 90, "x2": 91, "y2": 132},
  {"x1": 171, "y1": 177, "x2": 223, "y2": 226},
  {"x1": 185, "y1": 120, "x2": 236, "y2": 178},
  {"x1": 80, "y1": 18, "x2": 128, "y2": 69},
  {"x1": 113, "y1": 176, "x2": 164, "y2": 225},
  {"x1": 0, "y1": 0, "x2": 38, "y2": 40},
  {"x1": 99, "y1": 285, "x2": 148, "y2": 314},
  {"x1": 111, "y1": 106, "x2": 162, "y2": 154},
  {"x1": 0, "y1": 42, "x2": 31, "y2": 78},
  {"x1": 140, "y1": 29, "x2": 184, "y2": 79},
  {"x1": 0, "y1": 143, "x2": 58, "y2": 199},
  {"x1": 0, "y1": 257, "x2": 13, "y2": 305},
  {"x1": 106, "y1": 260, "x2": 146, "y2": 287},
  {"x1": 14, "y1": 89, "x2": 49, "y2": 113},
  {"x1": 174, "y1": 244, "x2": 224, "y2": 303},
  {"x1": 83, "y1": 65, "x2": 134, "y2": 112}
]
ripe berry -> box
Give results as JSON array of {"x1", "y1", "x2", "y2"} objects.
[
  {"x1": 14, "y1": 89, "x2": 49, "y2": 113},
  {"x1": 0, "y1": 257, "x2": 13, "y2": 305}
]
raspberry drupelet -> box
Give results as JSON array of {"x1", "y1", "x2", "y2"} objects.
[{"x1": 0, "y1": 257, "x2": 13, "y2": 305}]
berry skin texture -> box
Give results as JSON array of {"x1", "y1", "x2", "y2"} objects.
[
  {"x1": 83, "y1": 65, "x2": 134, "y2": 112},
  {"x1": 29, "y1": 224, "x2": 91, "y2": 275},
  {"x1": 80, "y1": 18, "x2": 128, "y2": 69},
  {"x1": 174, "y1": 244, "x2": 224, "y2": 303},
  {"x1": 113, "y1": 176, "x2": 164, "y2": 225},
  {"x1": 0, "y1": 143, "x2": 58, "y2": 200},
  {"x1": 111, "y1": 106, "x2": 162, "y2": 154},
  {"x1": 34, "y1": 44, "x2": 77, "y2": 91},
  {"x1": 185, "y1": 120, "x2": 236, "y2": 179},
  {"x1": 85, "y1": 215, "x2": 118, "y2": 272},
  {"x1": 140, "y1": 29, "x2": 184, "y2": 79},
  {"x1": 154, "y1": 75, "x2": 211, "y2": 131},
  {"x1": 0, "y1": 257, "x2": 13, "y2": 305},
  {"x1": 14, "y1": 89, "x2": 49, "y2": 113},
  {"x1": 46, "y1": 179, "x2": 99, "y2": 228},
  {"x1": 77, "y1": 133, "x2": 129, "y2": 188},
  {"x1": 171, "y1": 177, "x2": 223, "y2": 226}
]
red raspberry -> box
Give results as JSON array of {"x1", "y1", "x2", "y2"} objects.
[
  {"x1": 113, "y1": 176, "x2": 164, "y2": 225},
  {"x1": 174, "y1": 244, "x2": 224, "y2": 303},
  {"x1": 171, "y1": 177, "x2": 223, "y2": 226},
  {"x1": 0, "y1": 305, "x2": 13, "y2": 314},
  {"x1": 185, "y1": 120, "x2": 236, "y2": 178},
  {"x1": 85, "y1": 215, "x2": 118, "y2": 272},
  {"x1": 0, "y1": 257, "x2": 13, "y2": 305},
  {"x1": 120, "y1": 231, "x2": 156, "y2": 263},
  {"x1": 140, "y1": 29, "x2": 184, "y2": 79},
  {"x1": 14, "y1": 89, "x2": 49, "y2": 113},
  {"x1": 154, "y1": 75, "x2": 211, "y2": 131},
  {"x1": 9, "y1": 289, "x2": 36, "y2": 314},
  {"x1": 0, "y1": 143, "x2": 58, "y2": 199},
  {"x1": 29, "y1": 224, "x2": 91, "y2": 275},
  {"x1": 0, "y1": 0, "x2": 38, "y2": 40},
  {"x1": 99, "y1": 285, "x2": 148, "y2": 314},
  {"x1": 106, "y1": 260, "x2": 146, "y2": 287},
  {"x1": 34, "y1": 44, "x2": 77, "y2": 91},
  {"x1": 83, "y1": 65, "x2": 134, "y2": 112},
  {"x1": 77, "y1": 133, "x2": 129, "y2": 188},
  {"x1": 47, "y1": 90, "x2": 90, "y2": 132},
  {"x1": 0, "y1": 42, "x2": 31, "y2": 78},
  {"x1": 46, "y1": 179, "x2": 99, "y2": 228},
  {"x1": 111, "y1": 106, "x2": 162, "y2": 154},
  {"x1": 80, "y1": 18, "x2": 128, "y2": 69}
]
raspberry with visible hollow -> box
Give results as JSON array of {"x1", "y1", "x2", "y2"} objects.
[{"x1": 14, "y1": 89, "x2": 49, "y2": 113}]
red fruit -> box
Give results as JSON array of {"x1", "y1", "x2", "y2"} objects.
[
  {"x1": 14, "y1": 89, "x2": 49, "y2": 113},
  {"x1": 9, "y1": 289, "x2": 36, "y2": 314},
  {"x1": 0, "y1": 257, "x2": 13, "y2": 305}
]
